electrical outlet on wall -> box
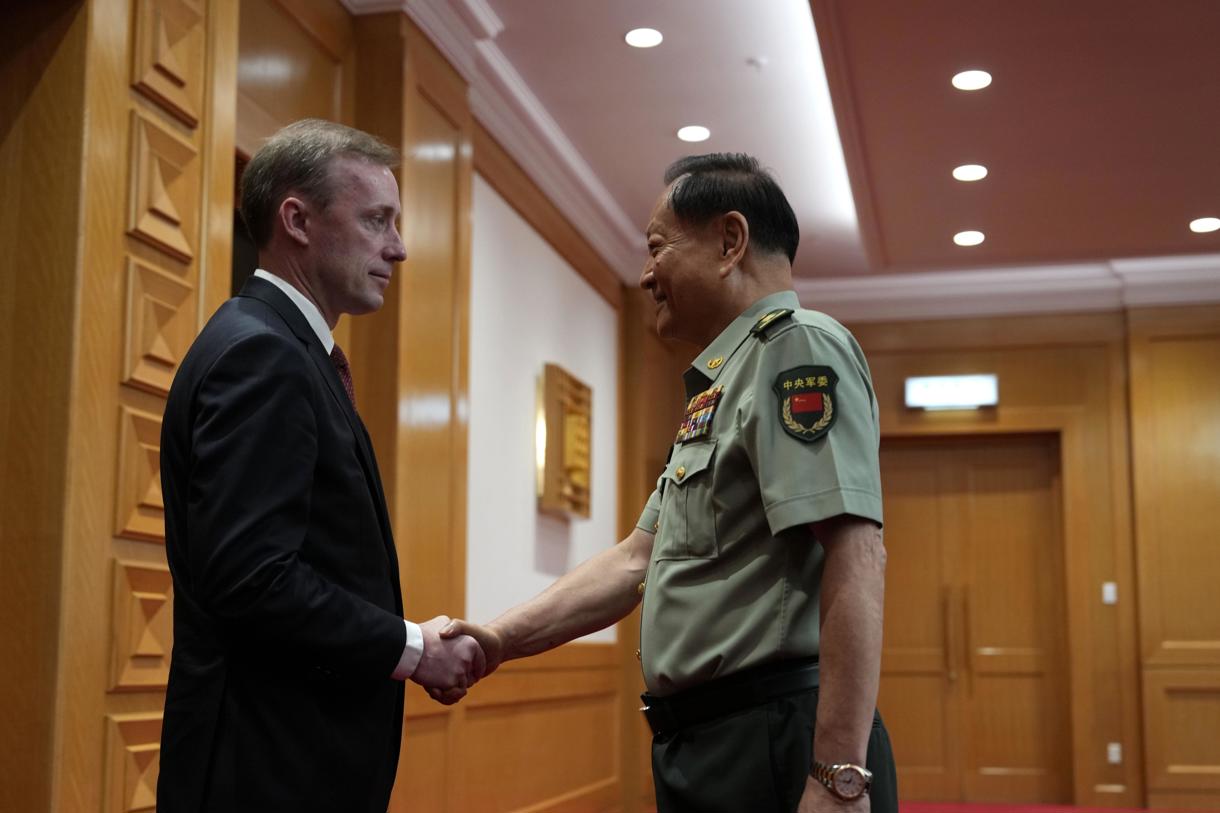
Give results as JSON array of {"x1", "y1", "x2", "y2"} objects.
[{"x1": 1107, "y1": 742, "x2": 1122, "y2": 764}]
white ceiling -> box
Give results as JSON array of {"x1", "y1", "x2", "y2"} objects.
[{"x1": 345, "y1": 0, "x2": 1220, "y2": 319}]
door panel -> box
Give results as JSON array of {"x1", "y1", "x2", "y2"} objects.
[
  {"x1": 879, "y1": 435, "x2": 1070, "y2": 804},
  {"x1": 877, "y1": 450, "x2": 960, "y2": 800},
  {"x1": 961, "y1": 441, "x2": 1070, "y2": 803}
]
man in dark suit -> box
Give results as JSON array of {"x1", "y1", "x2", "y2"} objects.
[{"x1": 158, "y1": 119, "x2": 484, "y2": 813}]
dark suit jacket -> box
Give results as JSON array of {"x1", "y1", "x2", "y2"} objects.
[{"x1": 158, "y1": 276, "x2": 406, "y2": 813}]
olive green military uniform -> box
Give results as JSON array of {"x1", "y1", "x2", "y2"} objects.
[{"x1": 635, "y1": 291, "x2": 898, "y2": 813}]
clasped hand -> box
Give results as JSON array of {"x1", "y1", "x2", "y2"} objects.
[
  {"x1": 409, "y1": 616, "x2": 487, "y2": 705},
  {"x1": 410, "y1": 616, "x2": 505, "y2": 706}
]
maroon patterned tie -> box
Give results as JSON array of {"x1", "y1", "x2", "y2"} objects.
[{"x1": 330, "y1": 343, "x2": 357, "y2": 411}]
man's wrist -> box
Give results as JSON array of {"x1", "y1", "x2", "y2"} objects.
[
  {"x1": 809, "y1": 760, "x2": 872, "y2": 801},
  {"x1": 391, "y1": 619, "x2": 423, "y2": 681}
]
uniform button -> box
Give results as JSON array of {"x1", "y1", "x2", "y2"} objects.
[
  {"x1": 676, "y1": 466, "x2": 686, "y2": 479},
  {"x1": 635, "y1": 649, "x2": 642, "y2": 661},
  {"x1": 707, "y1": 357, "x2": 723, "y2": 369},
  {"x1": 637, "y1": 581, "x2": 646, "y2": 596}
]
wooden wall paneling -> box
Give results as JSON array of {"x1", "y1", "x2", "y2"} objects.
[
  {"x1": 399, "y1": 21, "x2": 477, "y2": 812},
  {"x1": 35, "y1": 0, "x2": 238, "y2": 808},
  {"x1": 235, "y1": 0, "x2": 345, "y2": 155},
  {"x1": 199, "y1": 0, "x2": 238, "y2": 319},
  {"x1": 347, "y1": 10, "x2": 406, "y2": 515},
  {"x1": 853, "y1": 313, "x2": 1144, "y2": 807},
  {"x1": 463, "y1": 645, "x2": 621, "y2": 812},
  {"x1": 1129, "y1": 306, "x2": 1220, "y2": 667},
  {"x1": 1128, "y1": 305, "x2": 1220, "y2": 809},
  {"x1": 270, "y1": 0, "x2": 352, "y2": 62},
  {"x1": 1098, "y1": 332, "x2": 1145, "y2": 800},
  {"x1": 57, "y1": 0, "x2": 155, "y2": 806},
  {"x1": 1142, "y1": 669, "x2": 1220, "y2": 802},
  {"x1": 130, "y1": 0, "x2": 204, "y2": 127},
  {"x1": 348, "y1": 13, "x2": 478, "y2": 812},
  {"x1": 103, "y1": 712, "x2": 164, "y2": 813},
  {"x1": 0, "y1": 2, "x2": 90, "y2": 810},
  {"x1": 472, "y1": 122, "x2": 623, "y2": 310}
]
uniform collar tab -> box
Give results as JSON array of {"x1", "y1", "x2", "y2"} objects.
[{"x1": 688, "y1": 291, "x2": 801, "y2": 385}]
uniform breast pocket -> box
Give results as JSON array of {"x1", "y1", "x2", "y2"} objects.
[{"x1": 655, "y1": 440, "x2": 718, "y2": 561}]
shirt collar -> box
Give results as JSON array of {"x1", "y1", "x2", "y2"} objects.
[
  {"x1": 253, "y1": 269, "x2": 334, "y2": 353},
  {"x1": 683, "y1": 290, "x2": 801, "y2": 399}
]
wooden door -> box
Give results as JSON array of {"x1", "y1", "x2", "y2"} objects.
[{"x1": 877, "y1": 434, "x2": 1072, "y2": 804}]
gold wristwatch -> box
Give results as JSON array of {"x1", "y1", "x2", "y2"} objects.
[{"x1": 810, "y1": 761, "x2": 873, "y2": 801}]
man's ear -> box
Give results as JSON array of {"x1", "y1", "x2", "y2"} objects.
[
  {"x1": 279, "y1": 196, "x2": 310, "y2": 247},
  {"x1": 718, "y1": 211, "x2": 749, "y2": 277}
]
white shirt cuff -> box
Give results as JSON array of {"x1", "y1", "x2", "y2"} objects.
[{"x1": 391, "y1": 620, "x2": 424, "y2": 680}]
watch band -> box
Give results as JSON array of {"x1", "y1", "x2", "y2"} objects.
[{"x1": 810, "y1": 760, "x2": 873, "y2": 801}]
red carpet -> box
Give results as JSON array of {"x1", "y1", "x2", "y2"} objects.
[
  {"x1": 649, "y1": 803, "x2": 1216, "y2": 812},
  {"x1": 902, "y1": 800, "x2": 1205, "y2": 805}
]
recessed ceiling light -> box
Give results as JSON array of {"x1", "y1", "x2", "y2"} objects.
[
  {"x1": 1189, "y1": 217, "x2": 1220, "y2": 233},
  {"x1": 954, "y1": 230, "x2": 985, "y2": 247},
  {"x1": 952, "y1": 70, "x2": 992, "y2": 91},
  {"x1": 625, "y1": 28, "x2": 663, "y2": 48},
  {"x1": 677, "y1": 125, "x2": 710, "y2": 143},
  {"x1": 952, "y1": 164, "x2": 988, "y2": 182}
]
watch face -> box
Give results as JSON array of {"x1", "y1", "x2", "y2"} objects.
[{"x1": 833, "y1": 766, "x2": 866, "y2": 799}]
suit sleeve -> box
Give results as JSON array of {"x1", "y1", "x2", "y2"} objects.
[{"x1": 186, "y1": 331, "x2": 404, "y2": 677}]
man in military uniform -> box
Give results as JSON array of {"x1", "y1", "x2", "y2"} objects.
[{"x1": 442, "y1": 153, "x2": 897, "y2": 813}]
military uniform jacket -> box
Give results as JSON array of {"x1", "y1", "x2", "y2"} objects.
[{"x1": 636, "y1": 290, "x2": 883, "y2": 696}]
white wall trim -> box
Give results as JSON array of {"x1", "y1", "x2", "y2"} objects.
[
  {"x1": 797, "y1": 255, "x2": 1220, "y2": 322},
  {"x1": 1111, "y1": 254, "x2": 1220, "y2": 307},
  {"x1": 342, "y1": 0, "x2": 643, "y2": 281},
  {"x1": 453, "y1": 0, "x2": 503, "y2": 42}
]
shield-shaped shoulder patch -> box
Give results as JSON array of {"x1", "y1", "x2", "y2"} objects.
[{"x1": 773, "y1": 365, "x2": 839, "y2": 442}]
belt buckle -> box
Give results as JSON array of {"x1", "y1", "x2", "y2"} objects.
[{"x1": 640, "y1": 701, "x2": 677, "y2": 735}]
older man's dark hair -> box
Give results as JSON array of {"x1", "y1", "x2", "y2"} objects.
[
  {"x1": 663, "y1": 153, "x2": 800, "y2": 264},
  {"x1": 240, "y1": 118, "x2": 399, "y2": 248}
]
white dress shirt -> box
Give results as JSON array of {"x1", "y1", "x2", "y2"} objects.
[{"x1": 253, "y1": 270, "x2": 423, "y2": 680}]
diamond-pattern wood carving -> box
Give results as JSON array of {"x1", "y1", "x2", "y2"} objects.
[
  {"x1": 123, "y1": 257, "x2": 194, "y2": 395},
  {"x1": 131, "y1": 0, "x2": 204, "y2": 127},
  {"x1": 110, "y1": 560, "x2": 173, "y2": 691},
  {"x1": 127, "y1": 110, "x2": 199, "y2": 262},
  {"x1": 105, "y1": 713, "x2": 162, "y2": 813},
  {"x1": 116, "y1": 406, "x2": 165, "y2": 542}
]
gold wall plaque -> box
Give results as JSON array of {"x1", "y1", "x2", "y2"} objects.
[{"x1": 536, "y1": 364, "x2": 592, "y2": 518}]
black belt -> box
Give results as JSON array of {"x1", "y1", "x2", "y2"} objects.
[{"x1": 640, "y1": 657, "x2": 820, "y2": 736}]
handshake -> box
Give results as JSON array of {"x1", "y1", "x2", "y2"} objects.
[{"x1": 408, "y1": 616, "x2": 503, "y2": 705}]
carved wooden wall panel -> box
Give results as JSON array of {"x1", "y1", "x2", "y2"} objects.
[
  {"x1": 115, "y1": 406, "x2": 165, "y2": 543},
  {"x1": 122, "y1": 256, "x2": 194, "y2": 395},
  {"x1": 126, "y1": 109, "x2": 199, "y2": 262},
  {"x1": 104, "y1": 713, "x2": 162, "y2": 813},
  {"x1": 130, "y1": 0, "x2": 205, "y2": 126},
  {"x1": 110, "y1": 560, "x2": 173, "y2": 691}
]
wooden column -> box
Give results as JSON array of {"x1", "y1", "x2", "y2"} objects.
[
  {"x1": 0, "y1": 0, "x2": 237, "y2": 809},
  {"x1": 1128, "y1": 304, "x2": 1220, "y2": 811},
  {"x1": 0, "y1": 3, "x2": 91, "y2": 810},
  {"x1": 348, "y1": 14, "x2": 475, "y2": 813}
]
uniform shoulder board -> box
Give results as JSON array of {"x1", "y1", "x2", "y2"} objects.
[{"x1": 750, "y1": 308, "x2": 794, "y2": 340}]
